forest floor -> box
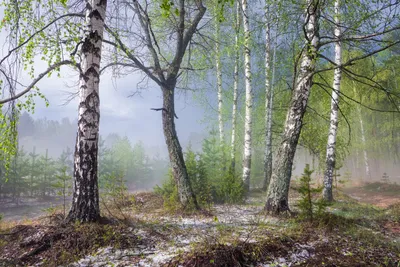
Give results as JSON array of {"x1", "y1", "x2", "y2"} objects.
[{"x1": 0, "y1": 183, "x2": 399, "y2": 267}]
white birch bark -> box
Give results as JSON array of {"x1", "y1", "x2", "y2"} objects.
[
  {"x1": 264, "y1": 32, "x2": 277, "y2": 188},
  {"x1": 230, "y1": 1, "x2": 240, "y2": 171},
  {"x1": 241, "y1": 0, "x2": 253, "y2": 192},
  {"x1": 265, "y1": 0, "x2": 320, "y2": 214},
  {"x1": 352, "y1": 82, "x2": 371, "y2": 179},
  {"x1": 323, "y1": 0, "x2": 342, "y2": 202},
  {"x1": 215, "y1": 12, "x2": 224, "y2": 146},
  {"x1": 359, "y1": 112, "x2": 371, "y2": 179},
  {"x1": 67, "y1": 0, "x2": 107, "y2": 222},
  {"x1": 262, "y1": 6, "x2": 272, "y2": 191}
]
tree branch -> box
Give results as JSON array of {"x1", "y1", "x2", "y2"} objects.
[
  {"x1": 104, "y1": 24, "x2": 163, "y2": 87},
  {"x1": 0, "y1": 13, "x2": 84, "y2": 67},
  {"x1": 0, "y1": 60, "x2": 75, "y2": 104},
  {"x1": 150, "y1": 107, "x2": 178, "y2": 119}
]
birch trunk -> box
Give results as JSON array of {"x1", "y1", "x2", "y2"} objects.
[
  {"x1": 322, "y1": 0, "x2": 341, "y2": 202},
  {"x1": 215, "y1": 13, "x2": 224, "y2": 146},
  {"x1": 67, "y1": 0, "x2": 107, "y2": 222},
  {"x1": 359, "y1": 114, "x2": 371, "y2": 179},
  {"x1": 162, "y1": 84, "x2": 198, "y2": 209},
  {"x1": 352, "y1": 82, "x2": 371, "y2": 180},
  {"x1": 264, "y1": 34, "x2": 277, "y2": 189},
  {"x1": 262, "y1": 8, "x2": 272, "y2": 191},
  {"x1": 265, "y1": 0, "x2": 320, "y2": 214},
  {"x1": 230, "y1": 1, "x2": 240, "y2": 171},
  {"x1": 241, "y1": 0, "x2": 253, "y2": 193}
]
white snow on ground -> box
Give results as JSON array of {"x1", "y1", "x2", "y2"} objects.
[{"x1": 66, "y1": 204, "x2": 316, "y2": 267}]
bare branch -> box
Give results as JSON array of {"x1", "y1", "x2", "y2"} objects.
[
  {"x1": 151, "y1": 107, "x2": 178, "y2": 119},
  {"x1": 104, "y1": 24, "x2": 163, "y2": 87}
]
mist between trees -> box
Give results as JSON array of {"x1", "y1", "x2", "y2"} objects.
[{"x1": 0, "y1": 0, "x2": 398, "y2": 221}]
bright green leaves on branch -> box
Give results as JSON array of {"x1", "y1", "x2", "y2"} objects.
[{"x1": 160, "y1": 0, "x2": 179, "y2": 18}]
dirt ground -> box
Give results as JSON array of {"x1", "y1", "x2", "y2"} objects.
[
  {"x1": 342, "y1": 183, "x2": 400, "y2": 208},
  {"x1": 0, "y1": 188, "x2": 399, "y2": 267}
]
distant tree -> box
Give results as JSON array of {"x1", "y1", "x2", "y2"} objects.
[{"x1": 18, "y1": 112, "x2": 35, "y2": 138}]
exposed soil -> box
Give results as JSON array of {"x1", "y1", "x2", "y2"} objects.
[{"x1": 342, "y1": 183, "x2": 400, "y2": 208}]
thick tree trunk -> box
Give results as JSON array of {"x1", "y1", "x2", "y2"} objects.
[
  {"x1": 241, "y1": 0, "x2": 253, "y2": 193},
  {"x1": 265, "y1": 0, "x2": 320, "y2": 214},
  {"x1": 262, "y1": 9, "x2": 272, "y2": 191},
  {"x1": 162, "y1": 86, "x2": 199, "y2": 209},
  {"x1": 67, "y1": 0, "x2": 106, "y2": 223},
  {"x1": 323, "y1": 0, "x2": 341, "y2": 202},
  {"x1": 230, "y1": 1, "x2": 240, "y2": 171}
]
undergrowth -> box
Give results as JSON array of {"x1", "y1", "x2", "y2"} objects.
[
  {"x1": 0, "y1": 221, "x2": 140, "y2": 267},
  {"x1": 154, "y1": 145, "x2": 245, "y2": 212}
]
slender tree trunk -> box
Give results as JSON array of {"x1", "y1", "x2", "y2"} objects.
[
  {"x1": 352, "y1": 82, "x2": 371, "y2": 180},
  {"x1": 323, "y1": 0, "x2": 342, "y2": 202},
  {"x1": 360, "y1": 117, "x2": 371, "y2": 179},
  {"x1": 215, "y1": 13, "x2": 224, "y2": 146},
  {"x1": 44, "y1": 149, "x2": 48, "y2": 196},
  {"x1": 241, "y1": 0, "x2": 253, "y2": 193},
  {"x1": 265, "y1": 0, "x2": 320, "y2": 214},
  {"x1": 262, "y1": 15, "x2": 271, "y2": 192},
  {"x1": 161, "y1": 85, "x2": 199, "y2": 209},
  {"x1": 67, "y1": 0, "x2": 107, "y2": 223},
  {"x1": 262, "y1": 7, "x2": 274, "y2": 191},
  {"x1": 264, "y1": 31, "x2": 277, "y2": 189},
  {"x1": 30, "y1": 146, "x2": 36, "y2": 197},
  {"x1": 230, "y1": 1, "x2": 240, "y2": 172}
]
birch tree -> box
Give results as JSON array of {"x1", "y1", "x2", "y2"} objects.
[
  {"x1": 241, "y1": 0, "x2": 253, "y2": 193},
  {"x1": 66, "y1": 0, "x2": 107, "y2": 222},
  {"x1": 230, "y1": 1, "x2": 240, "y2": 171},
  {"x1": 262, "y1": 4, "x2": 271, "y2": 191},
  {"x1": 265, "y1": 0, "x2": 320, "y2": 214},
  {"x1": 0, "y1": 0, "x2": 108, "y2": 222},
  {"x1": 322, "y1": 0, "x2": 341, "y2": 202},
  {"x1": 353, "y1": 82, "x2": 371, "y2": 180},
  {"x1": 215, "y1": 4, "x2": 224, "y2": 147}
]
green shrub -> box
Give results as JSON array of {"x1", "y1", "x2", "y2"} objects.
[
  {"x1": 296, "y1": 164, "x2": 329, "y2": 221},
  {"x1": 154, "y1": 169, "x2": 181, "y2": 211},
  {"x1": 52, "y1": 166, "x2": 71, "y2": 218},
  {"x1": 154, "y1": 140, "x2": 245, "y2": 210},
  {"x1": 215, "y1": 169, "x2": 245, "y2": 204}
]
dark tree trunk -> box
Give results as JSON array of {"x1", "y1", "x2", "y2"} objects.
[
  {"x1": 161, "y1": 84, "x2": 199, "y2": 209},
  {"x1": 67, "y1": 0, "x2": 107, "y2": 223}
]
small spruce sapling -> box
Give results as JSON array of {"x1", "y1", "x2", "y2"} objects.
[
  {"x1": 52, "y1": 166, "x2": 71, "y2": 218},
  {"x1": 297, "y1": 164, "x2": 328, "y2": 221}
]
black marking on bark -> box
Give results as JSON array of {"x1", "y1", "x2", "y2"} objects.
[{"x1": 89, "y1": 10, "x2": 104, "y2": 21}]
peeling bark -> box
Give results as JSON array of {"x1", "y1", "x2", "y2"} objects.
[
  {"x1": 67, "y1": 0, "x2": 107, "y2": 223},
  {"x1": 265, "y1": 0, "x2": 320, "y2": 214},
  {"x1": 230, "y1": 1, "x2": 240, "y2": 171},
  {"x1": 241, "y1": 0, "x2": 253, "y2": 193},
  {"x1": 323, "y1": 0, "x2": 341, "y2": 202}
]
